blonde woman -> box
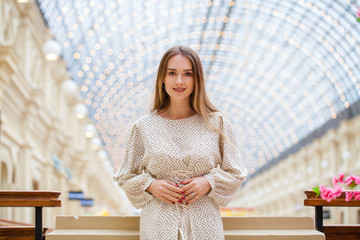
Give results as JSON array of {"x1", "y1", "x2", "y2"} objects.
[{"x1": 114, "y1": 46, "x2": 247, "y2": 240}]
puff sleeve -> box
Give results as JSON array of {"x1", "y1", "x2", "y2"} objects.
[
  {"x1": 113, "y1": 123, "x2": 155, "y2": 209},
  {"x1": 204, "y1": 116, "x2": 248, "y2": 207}
]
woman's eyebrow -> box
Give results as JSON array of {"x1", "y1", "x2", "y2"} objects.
[{"x1": 167, "y1": 68, "x2": 193, "y2": 71}]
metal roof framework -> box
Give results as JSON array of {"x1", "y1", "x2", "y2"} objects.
[{"x1": 37, "y1": 0, "x2": 360, "y2": 175}]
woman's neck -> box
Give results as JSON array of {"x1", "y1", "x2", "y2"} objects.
[{"x1": 160, "y1": 101, "x2": 196, "y2": 119}]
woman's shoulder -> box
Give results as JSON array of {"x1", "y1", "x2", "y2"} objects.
[
  {"x1": 126, "y1": 113, "x2": 156, "y2": 137},
  {"x1": 132, "y1": 111, "x2": 158, "y2": 127},
  {"x1": 208, "y1": 111, "x2": 224, "y2": 123},
  {"x1": 209, "y1": 111, "x2": 223, "y2": 118},
  {"x1": 208, "y1": 111, "x2": 233, "y2": 129}
]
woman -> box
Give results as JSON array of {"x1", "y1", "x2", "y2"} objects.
[{"x1": 113, "y1": 46, "x2": 247, "y2": 240}]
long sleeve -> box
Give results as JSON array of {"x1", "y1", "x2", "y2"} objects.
[
  {"x1": 204, "y1": 116, "x2": 248, "y2": 207},
  {"x1": 113, "y1": 123, "x2": 155, "y2": 209}
]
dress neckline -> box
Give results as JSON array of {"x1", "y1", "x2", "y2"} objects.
[{"x1": 153, "y1": 110, "x2": 199, "y2": 121}]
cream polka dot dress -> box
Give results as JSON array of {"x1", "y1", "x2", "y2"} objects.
[{"x1": 113, "y1": 111, "x2": 247, "y2": 240}]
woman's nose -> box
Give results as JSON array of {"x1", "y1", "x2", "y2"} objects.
[{"x1": 176, "y1": 75, "x2": 183, "y2": 84}]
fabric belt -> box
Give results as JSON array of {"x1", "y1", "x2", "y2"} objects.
[{"x1": 172, "y1": 169, "x2": 194, "y2": 240}]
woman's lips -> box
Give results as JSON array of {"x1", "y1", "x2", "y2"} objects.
[{"x1": 174, "y1": 88, "x2": 186, "y2": 92}]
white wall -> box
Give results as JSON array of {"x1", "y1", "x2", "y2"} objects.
[{"x1": 0, "y1": 0, "x2": 132, "y2": 228}]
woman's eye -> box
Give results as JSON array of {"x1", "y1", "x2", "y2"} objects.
[
  {"x1": 185, "y1": 72, "x2": 192, "y2": 76},
  {"x1": 169, "y1": 72, "x2": 176, "y2": 76}
]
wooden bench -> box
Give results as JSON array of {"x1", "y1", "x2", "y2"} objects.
[
  {"x1": 0, "y1": 191, "x2": 61, "y2": 240},
  {"x1": 304, "y1": 190, "x2": 360, "y2": 240},
  {"x1": 47, "y1": 215, "x2": 325, "y2": 239}
]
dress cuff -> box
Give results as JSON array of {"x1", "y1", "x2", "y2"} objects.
[
  {"x1": 143, "y1": 175, "x2": 156, "y2": 193},
  {"x1": 204, "y1": 173, "x2": 215, "y2": 196}
]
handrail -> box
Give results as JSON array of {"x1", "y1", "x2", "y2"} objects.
[{"x1": 0, "y1": 190, "x2": 61, "y2": 207}]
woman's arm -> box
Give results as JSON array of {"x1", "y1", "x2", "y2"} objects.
[
  {"x1": 113, "y1": 124, "x2": 156, "y2": 209},
  {"x1": 204, "y1": 116, "x2": 248, "y2": 206}
]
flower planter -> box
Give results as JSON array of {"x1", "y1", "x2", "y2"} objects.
[{"x1": 304, "y1": 190, "x2": 360, "y2": 240}]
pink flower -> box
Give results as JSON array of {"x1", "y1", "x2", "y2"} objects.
[
  {"x1": 353, "y1": 191, "x2": 360, "y2": 200},
  {"x1": 338, "y1": 173, "x2": 345, "y2": 183},
  {"x1": 332, "y1": 186, "x2": 342, "y2": 198},
  {"x1": 355, "y1": 176, "x2": 360, "y2": 185},
  {"x1": 356, "y1": 7, "x2": 360, "y2": 18},
  {"x1": 332, "y1": 173, "x2": 345, "y2": 186},
  {"x1": 345, "y1": 191, "x2": 353, "y2": 202},
  {"x1": 320, "y1": 185, "x2": 335, "y2": 202},
  {"x1": 345, "y1": 174, "x2": 358, "y2": 187},
  {"x1": 315, "y1": 174, "x2": 360, "y2": 202},
  {"x1": 332, "y1": 176, "x2": 337, "y2": 186}
]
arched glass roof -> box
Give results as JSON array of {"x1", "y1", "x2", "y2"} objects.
[{"x1": 37, "y1": 0, "x2": 360, "y2": 176}]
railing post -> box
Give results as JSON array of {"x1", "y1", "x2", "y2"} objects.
[
  {"x1": 35, "y1": 206, "x2": 43, "y2": 240},
  {"x1": 315, "y1": 206, "x2": 323, "y2": 232}
]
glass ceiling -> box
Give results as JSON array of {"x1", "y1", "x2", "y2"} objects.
[{"x1": 36, "y1": 0, "x2": 360, "y2": 176}]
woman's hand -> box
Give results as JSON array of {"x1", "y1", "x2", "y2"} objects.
[
  {"x1": 180, "y1": 176, "x2": 211, "y2": 204},
  {"x1": 145, "y1": 179, "x2": 185, "y2": 204}
]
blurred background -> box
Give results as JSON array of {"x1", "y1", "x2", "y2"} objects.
[{"x1": 1, "y1": 0, "x2": 360, "y2": 228}]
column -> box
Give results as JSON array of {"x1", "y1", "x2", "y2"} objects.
[{"x1": 0, "y1": 45, "x2": 20, "y2": 190}]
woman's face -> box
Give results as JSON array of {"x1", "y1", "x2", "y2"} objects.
[{"x1": 163, "y1": 54, "x2": 194, "y2": 103}]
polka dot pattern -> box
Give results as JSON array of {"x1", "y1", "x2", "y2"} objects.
[{"x1": 113, "y1": 111, "x2": 247, "y2": 239}]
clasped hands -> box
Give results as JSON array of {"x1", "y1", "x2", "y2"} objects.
[{"x1": 145, "y1": 176, "x2": 211, "y2": 205}]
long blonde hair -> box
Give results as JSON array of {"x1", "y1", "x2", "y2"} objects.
[{"x1": 152, "y1": 46, "x2": 223, "y2": 134}]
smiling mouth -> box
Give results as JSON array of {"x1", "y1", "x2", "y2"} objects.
[{"x1": 174, "y1": 88, "x2": 186, "y2": 92}]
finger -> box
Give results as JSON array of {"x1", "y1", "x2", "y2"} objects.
[
  {"x1": 185, "y1": 193, "x2": 199, "y2": 204},
  {"x1": 183, "y1": 185, "x2": 201, "y2": 196},
  {"x1": 183, "y1": 190, "x2": 197, "y2": 202},
  {"x1": 163, "y1": 192, "x2": 183, "y2": 204},
  {"x1": 157, "y1": 190, "x2": 181, "y2": 204},
  {"x1": 167, "y1": 185, "x2": 184, "y2": 195},
  {"x1": 161, "y1": 184, "x2": 186, "y2": 200},
  {"x1": 165, "y1": 179, "x2": 179, "y2": 187},
  {"x1": 164, "y1": 188, "x2": 185, "y2": 199},
  {"x1": 159, "y1": 195, "x2": 176, "y2": 205},
  {"x1": 180, "y1": 178, "x2": 192, "y2": 185},
  {"x1": 160, "y1": 183, "x2": 185, "y2": 197},
  {"x1": 180, "y1": 182, "x2": 194, "y2": 192},
  {"x1": 182, "y1": 187, "x2": 193, "y2": 197}
]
